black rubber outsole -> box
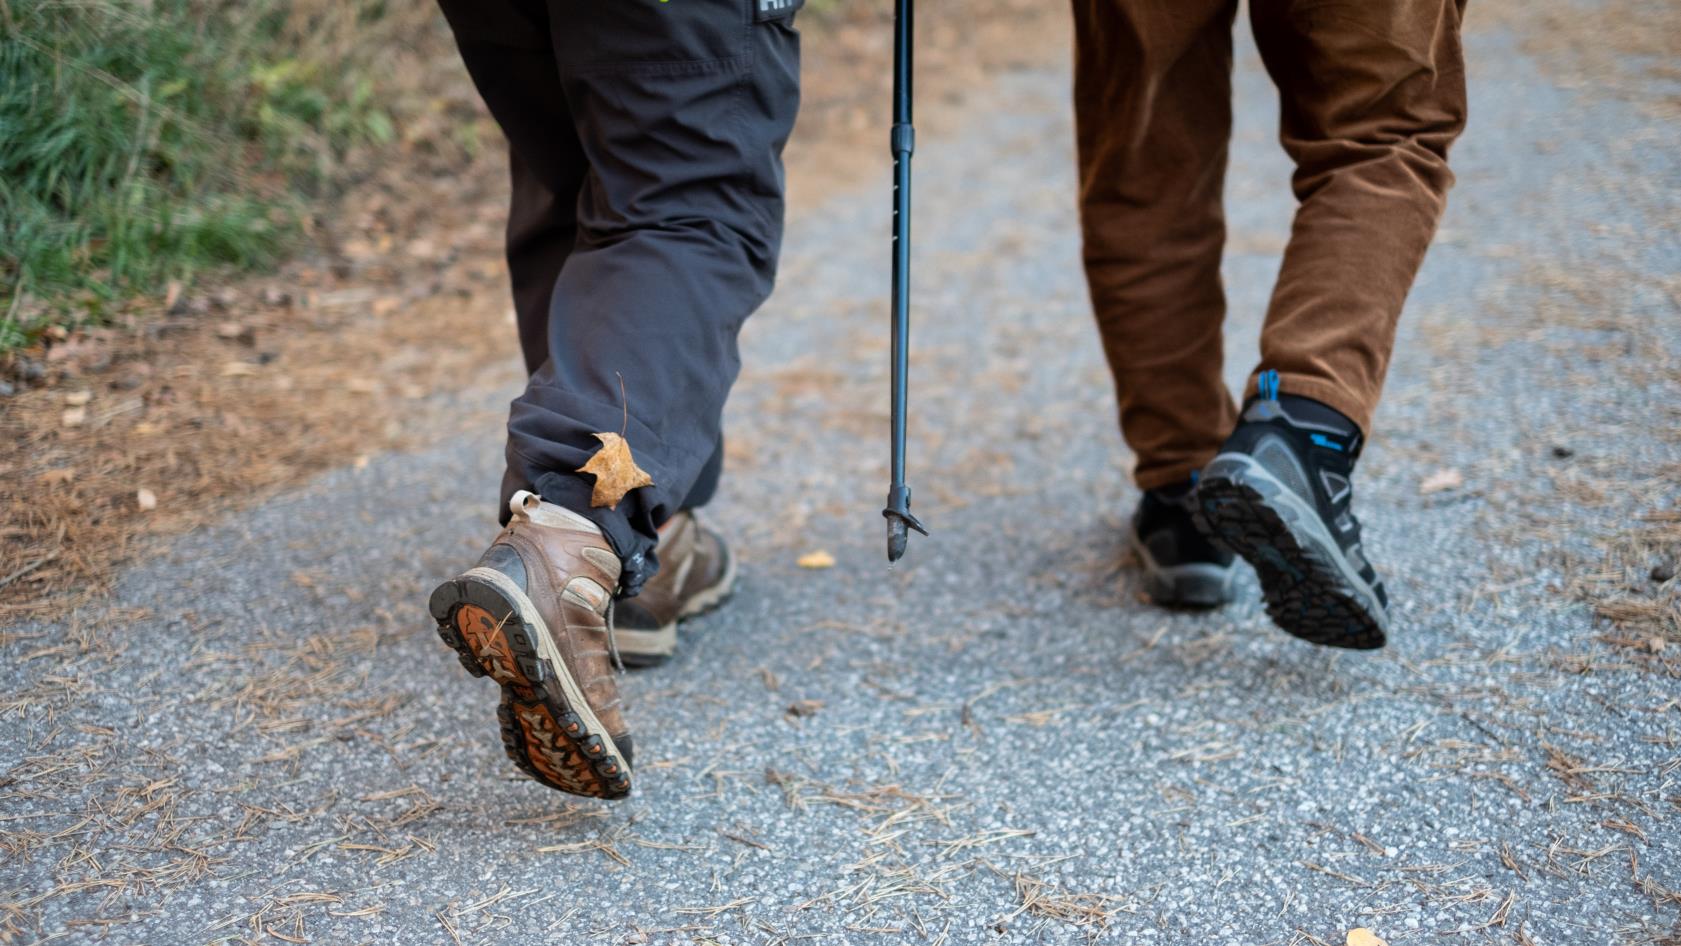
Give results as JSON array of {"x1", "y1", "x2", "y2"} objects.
[
  {"x1": 428, "y1": 575, "x2": 631, "y2": 798},
  {"x1": 1194, "y1": 470, "x2": 1388, "y2": 650},
  {"x1": 1142, "y1": 573, "x2": 1237, "y2": 610},
  {"x1": 1129, "y1": 531, "x2": 1238, "y2": 610}
]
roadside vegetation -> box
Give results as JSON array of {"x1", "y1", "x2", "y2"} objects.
[{"x1": 0, "y1": 0, "x2": 450, "y2": 353}]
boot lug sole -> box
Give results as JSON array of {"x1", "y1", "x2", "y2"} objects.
[
  {"x1": 429, "y1": 569, "x2": 632, "y2": 798},
  {"x1": 1194, "y1": 454, "x2": 1389, "y2": 650}
]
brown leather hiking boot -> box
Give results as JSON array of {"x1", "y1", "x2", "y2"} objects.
[
  {"x1": 428, "y1": 491, "x2": 633, "y2": 799},
  {"x1": 613, "y1": 510, "x2": 736, "y2": 666}
]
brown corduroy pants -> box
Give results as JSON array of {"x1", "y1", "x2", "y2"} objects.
[{"x1": 1073, "y1": 0, "x2": 1468, "y2": 489}]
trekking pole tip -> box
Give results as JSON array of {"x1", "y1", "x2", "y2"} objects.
[
  {"x1": 886, "y1": 517, "x2": 909, "y2": 562},
  {"x1": 882, "y1": 486, "x2": 929, "y2": 562}
]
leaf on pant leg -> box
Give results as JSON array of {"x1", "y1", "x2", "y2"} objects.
[{"x1": 577, "y1": 432, "x2": 654, "y2": 509}]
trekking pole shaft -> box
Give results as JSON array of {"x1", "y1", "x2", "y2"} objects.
[
  {"x1": 890, "y1": 144, "x2": 910, "y2": 487},
  {"x1": 890, "y1": 0, "x2": 912, "y2": 490},
  {"x1": 883, "y1": 0, "x2": 925, "y2": 560}
]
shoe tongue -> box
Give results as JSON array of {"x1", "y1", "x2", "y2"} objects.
[{"x1": 510, "y1": 490, "x2": 605, "y2": 536}]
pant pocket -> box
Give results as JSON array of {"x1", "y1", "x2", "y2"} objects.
[{"x1": 550, "y1": 0, "x2": 749, "y2": 73}]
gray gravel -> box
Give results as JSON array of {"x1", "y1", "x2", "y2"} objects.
[{"x1": 5, "y1": 7, "x2": 1679, "y2": 946}]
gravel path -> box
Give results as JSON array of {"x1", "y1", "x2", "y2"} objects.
[{"x1": 4, "y1": 6, "x2": 1678, "y2": 945}]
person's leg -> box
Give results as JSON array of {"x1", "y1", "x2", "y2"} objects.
[
  {"x1": 1072, "y1": 0, "x2": 1242, "y2": 607},
  {"x1": 1245, "y1": 0, "x2": 1468, "y2": 423},
  {"x1": 1072, "y1": 0, "x2": 1240, "y2": 493},
  {"x1": 431, "y1": 0, "x2": 799, "y2": 799},
  {"x1": 501, "y1": 0, "x2": 800, "y2": 596},
  {"x1": 1194, "y1": 0, "x2": 1467, "y2": 649}
]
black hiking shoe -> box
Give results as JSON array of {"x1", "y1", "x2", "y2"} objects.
[
  {"x1": 1130, "y1": 482, "x2": 1237, "y2": 608},
  {"x1": 1192, "y1": 372, "x2": 1390, "y2": 649}
]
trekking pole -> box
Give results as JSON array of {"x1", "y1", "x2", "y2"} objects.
[{"x1": 881, "y1": 0, "x2": 928, "y2": 562}]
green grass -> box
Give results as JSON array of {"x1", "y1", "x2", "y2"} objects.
[{"x1": 0, "y1": 0, "x2": 418, "y2": 352}]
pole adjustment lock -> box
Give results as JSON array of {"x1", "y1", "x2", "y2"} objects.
[{"x1": 890, "y1": 123, "x2": 915, "y2": 157}]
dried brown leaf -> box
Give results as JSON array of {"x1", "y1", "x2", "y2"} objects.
[
  {"x1": 1419, "y1": 468, "x2": 1464, "y2": 495},
  {"x1": 797, "y1": 550, "x2": 836, "y2": 569},
  {"x1": 576, "y1": 432, "x2": 653, "y2": 509}
]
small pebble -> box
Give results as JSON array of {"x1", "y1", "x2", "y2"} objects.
[
  {"x1": 1652, "y1": 563, "x2": 1676, "y2": 583},
  {"x1": 1550, "y1": 445, "x2": 1574, "y2": 458}
]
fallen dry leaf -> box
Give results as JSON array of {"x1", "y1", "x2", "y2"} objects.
[
  {"x1": 785, "y1": 699, "x2": 823, "y2": 718},
  {"x1": 797, "y1": 550, "x2": 836, "y2": 569},
  {"x1": 576, "y1": 432, "x2": 653, "y2": 509},
  {"x1": 215, "y1": 322, "x2": 255, "y2": 344},
  {"x1": 1346, "y1": 929, "x2": 1388, "y2": 946},
  {"x1": 1419, "y1": 467, "x2": 1463, "y2": 495},
  {"x1": 136, "y1": 488, "x2": 158, "y2": 512}
]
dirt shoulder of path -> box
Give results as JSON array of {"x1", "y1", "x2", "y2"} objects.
[{"x1": 0, "y1": 0, "x2": 1069, "y2": 620}]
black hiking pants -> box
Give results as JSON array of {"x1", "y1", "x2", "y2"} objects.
[{"x1": 439, "y1": 0, "x2": 802, "y2": 594}]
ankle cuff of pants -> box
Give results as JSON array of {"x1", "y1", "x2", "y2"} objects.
[
  {"x1": 503, "y1": 471, "x2": 660, "y2": 599},
  {"x1": 1244, "y1": 373, "x2": 1374, "y2": 436}
]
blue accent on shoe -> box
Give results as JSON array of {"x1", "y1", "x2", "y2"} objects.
[
  {"x1": 1258, "y1": 369, "x2": 1280, "y2": 402},
  {"x1": 1309, "y1": 433, "x2": 1345, "y2": 451}
]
